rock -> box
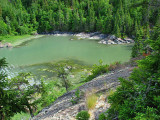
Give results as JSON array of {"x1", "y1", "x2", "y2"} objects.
[
  {"x1": 98, "y1": 40, "x2": 106, "y2": 44},
  {"x1": 124, "y1": 37, "x2": 134, "y2": 43},
  {"x1": 107, "y1": 40, "x2": 116, "y2": 44},
  {"x1": 108, "y1": 35, "x2": 117, "y2": 40},
  {"x1": 32, "y1": 67, "x2": 133, "y2": 120},
  {"x1": 117, "y1": 38, "x2": 123, "y2": 41},
  {"x1": 0, "y1": 42, "x2": 4, "y2": 48},
  {"x1": 5, "y1": 43, "x2": 12, "y2": 48}
]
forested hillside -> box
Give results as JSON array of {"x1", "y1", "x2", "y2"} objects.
[{"x1": 0, "y1": 0, "x2": 159, "y2": 37}]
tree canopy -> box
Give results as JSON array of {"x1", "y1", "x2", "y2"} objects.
[{"x1": 0, "y1": 0, "x2": 159, "y2": 37}]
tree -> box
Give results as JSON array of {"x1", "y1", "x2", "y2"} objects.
[
  {"x1": 57, "y1": 65, "x2": 72, "y2": 92},
  {"x1": 0, "y1": 58, "x2": 40, "y2": 119},
  {"x1": 0, "y1": 20, "x2": 8, "y2": 35},
  {"x1": 107, "y1": 25, "x2": 160, "y2": 120}
]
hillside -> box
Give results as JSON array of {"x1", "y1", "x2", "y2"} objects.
[
  {"x1": 32, "y1": 67, "x2": 133, "y2": 120},
  {"x1": 0, "y1": 0, "x2": 160, "y2": 120},
  {"x1": 0, "y1": 0, "x2": 159, "y2": 37}
]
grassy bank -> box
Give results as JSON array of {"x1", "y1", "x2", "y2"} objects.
[{"x1": 0, "y1": 35, "x2": 44, "y2": 46}]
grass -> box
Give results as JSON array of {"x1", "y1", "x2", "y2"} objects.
[
  {"x1": 0, "y1": 35, "x2": 44, "y2": 46},
  {"x1": 11, "y1": 112, "x2": 30, "y2": 120},
  {"x1": 86, "y1": 94, "x2": 98, "y2": 110},
  {"x1": 0, "y1": 35, "x2": 31, "y2": 43}
]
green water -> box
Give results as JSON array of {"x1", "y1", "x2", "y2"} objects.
[
  {"x1": 0, "y1": 35, "x2": 132, "y2": 66},
  {"x1": 0, "y1": 35, "x2": 132, "y2": 78}
]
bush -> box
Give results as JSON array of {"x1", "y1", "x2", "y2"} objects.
[
  {"x1": 71, "y1": 89, "x2": 80, "y2": 104},
  {"x1": 98, "y1": 113, "x2": 106, "y2": 120},
  {"x1": 84, "y1": 60, "x2": 109, "y2": 82},
  {"x1": 76, "y1": 111, "x2": 90, "y2": 120}
]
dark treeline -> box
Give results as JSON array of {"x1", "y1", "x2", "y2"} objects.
[{"x1": 0, "y1": 0, "x2": 159, "y2": 37}]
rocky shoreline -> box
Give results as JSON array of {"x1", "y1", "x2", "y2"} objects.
[
  {"x1": 0, "y1": 32, "x2": 134, "y2": 49},
  {"x1": 0, "y1": 42, "x2": 13, "y2": 48},
  {"x1": 41, "y1": 31, "x2": 134, "y2": 45}
]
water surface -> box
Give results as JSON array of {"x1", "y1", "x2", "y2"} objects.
[
  {"x1": 0, "y1": 35, "x2": 132, "y2": 78},
  {"x1": 0, "y1": 36, "x2": 132, "y2": 65}
]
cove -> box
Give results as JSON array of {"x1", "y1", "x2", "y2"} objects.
[{"x1": 0, "y1": 35, "x2": 133, "y2": 77}]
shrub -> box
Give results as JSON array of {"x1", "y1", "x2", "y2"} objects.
[
  {"x1": 76, "y1": 111, "x2": 90, "y2": 120},
  {"x1": 98, "y1": 113, "x2": 106, "y2": 120},
  {"x1": 84, "y1": 61, "x2": 109, "y2": 82},
  {"x1": 71, "y1": 89, "x2": 80, "y2": 105}
]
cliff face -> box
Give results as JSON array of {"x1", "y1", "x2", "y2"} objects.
[{"x1": 32, "y1": 67, "x2": 133, "y2": 120}]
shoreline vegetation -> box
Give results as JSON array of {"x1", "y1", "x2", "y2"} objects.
[
  {"x1": 0, "y1": 35, "x2": 44, "y2": 47},
  {"x1": 0, "y1": 31, "x2": 134, "y2": 48}
]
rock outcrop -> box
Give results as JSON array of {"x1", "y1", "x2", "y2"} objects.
[
  {"x1": 41, "y1": 31, "x2": 134, "y2": 45},
  {"x1": 98, "y1": 35, "x2": 134, "y2": 45},
  {"x1": 32, "y1": 67, "x2": 133, "y2": 120}
]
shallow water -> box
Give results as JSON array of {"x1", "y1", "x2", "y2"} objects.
[
  {"x1": 0, "y1": 36, "x2": 132, "y2": 65},
  {"x1": 0, "y1": 35, "x2": 132, "y2": 78}
]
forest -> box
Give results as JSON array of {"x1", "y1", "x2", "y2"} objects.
[
  {"x1": 0, "y1": 0, "x2": 159, "y2": 38},
  {"x1": 0, "y1": 0, "x2": 160, "y2": 120}
]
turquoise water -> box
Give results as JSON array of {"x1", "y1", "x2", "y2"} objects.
[{"x1": 0, "y1": 35, "x2": 132, "y2": 66}]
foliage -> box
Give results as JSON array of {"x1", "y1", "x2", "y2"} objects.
[
  {"x1": 108, "y1": 61, "x2": 121, "y2": 71},
  {"x1": 0, "y1": 58, "x2": 67, "y2": 119},
  {"x1": 34, "y1": 79, "x2": 65, "y2": 115},
  {"x1": 98, "y1": 113, "x2": 106, "y2": 120},
  {"x1": 106, "y1": 25, "x2": 160, "y2": 120},
  {"x1": 57, "y1": 65, "x2": 72, "y2": 92},
  {"x1": 11, "y1": 112, "x2": 30, "y2": 120},
  {"x1": 86, "y1": 94, "x2": 98, "y2": 110},
  {"x1": 76, "y1": 110, "x2": 90, "y2": 120},
  {"x1": 0, "y1": 0, "x2": 159, "y2": 37},
  {"x1": 0, "y1": 58, "x2": 41, "y2": 119},
  {"x1": 84, "y1": 60, "x2": 109, "y2": 82},
  {"x1": 71, "y1": 89, "x2": 80, "y2": 105}
]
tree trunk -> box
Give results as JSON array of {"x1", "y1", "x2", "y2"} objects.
[
  {"x1": 62, "y1": 76, "x2": 68, "y2": 92},
  {"x1": 26, "y1": 100, "x2": 34, "y2": 117}
]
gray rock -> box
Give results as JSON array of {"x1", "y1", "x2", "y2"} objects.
[
  {"x1": 98, "y1": 40, "x2": 107, "y2": 44},
  {"x1": 32, "y1": 67, "x2": 133, "y2": 120},
  {"x1": 124, "y1": 37, "x2": 134, "y2": 43},
  {"x1": 107, "y1": 40, "x2": 116, "y2": 44},
  {"x1": 108, "y1": 35, "x2": 117, "y2": 40}
]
